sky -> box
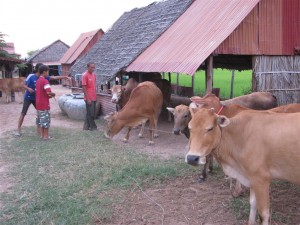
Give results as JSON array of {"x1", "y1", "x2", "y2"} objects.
[{"x1": 1, "y1": 0, "x2": 156, "y2": 58}]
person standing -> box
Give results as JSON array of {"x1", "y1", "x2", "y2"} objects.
[
  {"x1": 82, "y1": 62, "x2": 97, "y2": 131},
  {"x1": 15, "y1": 63, "x2": 70, "y2": 136},
  {"x1": 36, "y1": 65, "x2": 55, "y2": 140}
]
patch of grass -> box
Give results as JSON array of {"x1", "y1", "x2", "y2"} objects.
[
  {"x1": 169, "y1": 69, "x2": 252, "y2": 98},
  {"x1": 230, "y1": 180, "x2": 300, "y2": 224},
  {"x1": 0, "y1": 126, "x2": 197, "y2": 225},
  {"x1": 230, "y1": 196, "x2": 251, "y2": 221}
]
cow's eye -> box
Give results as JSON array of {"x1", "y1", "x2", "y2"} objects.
[{"x1": 206, "y1": 127, "x2": 213, "y2": 132}]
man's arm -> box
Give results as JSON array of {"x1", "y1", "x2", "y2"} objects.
[
  {"x1": 49, "y1": 75, "x2": 71, "y2": 81},
  {"x1": 82, "y1": 85, "x2": 91, "y2": 104},
  {"x1": 24, "y1": 79, "x2": 34, "y2": 93},
  {"x1": 46, "y1": 91, "x2": 56, "y2": 98}
]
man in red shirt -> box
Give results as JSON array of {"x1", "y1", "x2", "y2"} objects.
[
  {"x1": 82, "y1": 62, "x2": 97, "y2": 130},
  {"x1": 36, "y1": 65, "x2": 55, "y2": 140}
]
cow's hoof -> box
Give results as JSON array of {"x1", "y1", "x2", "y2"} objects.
[
  {"x1": 148, "y1": 141, "x2": 154, "y2": 145},
  {"x1": 154, "y1": 134, "x2": 159, "y2": 138},
  {"x1": 231, "y1": 189, "x2": 244, "y2": 198},
  {"x1": 138, "y1": 133, "x2": 143, "y2": 138},
  {"x1": 198, "y1": 176, "x2": 206, "y2": 183},
  {"x1": 123, "y1": 138, "x2": 128, "y2": 143}
]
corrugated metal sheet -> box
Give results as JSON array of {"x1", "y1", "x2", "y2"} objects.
[
  {"x1": 258, "y1": 0, "x2": 283, "y2": 55},
  {"x1": 208, "y1": 0, "x2": 300, "y2": 56},
  {"x1": 214, "y1": 5, "x2": 260, "y2": 55},
  {"x1": 282, "y1": 0, "x2": 300, "y2": 55},
  {"x1": 60, "y1": 29, "x2": 104, "y2": 64},
  {"x1": 126, "y1": 0, "x2": 259, "y2": 75}
]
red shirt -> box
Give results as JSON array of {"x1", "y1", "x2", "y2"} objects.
[
  {"x1": 82, "y1": 71, "x2": 96, "y2": 101},
  {"x1": 36, "y1": 76, "x2": 51, "y2": 110}
]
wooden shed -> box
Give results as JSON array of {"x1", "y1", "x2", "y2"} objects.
[
  {"x1": 27, "y1": 40, "x2": 69, "y2": 83},
  {"x1": 60, "y1": 29, "x2": 104, "y2": 87},
  {"x1": 70, "y1": 0, "x2": 193, "y2": 115},
  {"x1": 127, "y1": 0, "x2": 300, "y2": 105}
]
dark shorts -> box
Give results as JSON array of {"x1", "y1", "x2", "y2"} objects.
[
  {"x1": 37, "y1": 110, "x2": 51, "y2": 128},
  {"x1": 21, "y1": 99, "x2": 36, "y2": 115}
]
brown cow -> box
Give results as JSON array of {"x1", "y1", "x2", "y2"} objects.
[
  {"x1": 111, "y1": 78, "x2": 172, "y2": 138},
  {"x1": 186, "y1": 108, "x2": 300, "y2": 225},
  {"x1": 168, "y1": 92, "x2": 277, "y2": 136},
  {"x1": 111, "y1": 78, "x2": 138, "y2": 110},
  {"x1": 190, "y1": 93, "x2": 300, "y2": 196},
  {"x1": 0, "y1": 77, "x2": 26, "y2": 103},
  {"x1": 220, "y1": 91, "x2": 277, "y2": 109},
  {"x1": 110, "y1": 78, "x2": 145, "y2": 137},
  {"x1": 111, "y1": 78, "x2": 172, "y2": 121},
  {"x1": 104, "y1": 81, "x2": 163, "y2": 145},
  {"x1": 167, "y1": 92, "x2": 277, "y2": 183}
]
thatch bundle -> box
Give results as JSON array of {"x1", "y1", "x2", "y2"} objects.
[{"x1": 253, "y1": 56, "x2": 300, "y2": 105}]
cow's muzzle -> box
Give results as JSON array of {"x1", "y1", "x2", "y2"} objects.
[
  {"x1": 173, "y1": 128, "x2": 180, "y2": 135},
  {"x1": 186, "y1": 154, "x2": 206, "y2": 165}
]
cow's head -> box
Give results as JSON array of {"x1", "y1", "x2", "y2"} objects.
[
  {"x1": 185, "y1": 107, "x2": 230, "y2": 166},
  {"x1": 190, "y1": 94, "x2": 222, "y2": 112},
  {"x1": 104, "y1": 112, "x2": 122, "y2": 138},
  {"x1": 111, "y1": 85, "x2": 125, "y2": 103},
  {"x1": 167, "y1": 104, "x2": 192, "y2": 135}
]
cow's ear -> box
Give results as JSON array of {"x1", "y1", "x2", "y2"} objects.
[
  {"x1": 166, "y1": 107, "x2": 175, "y2": 115},
  {"x1": 217, "y1": 115, "x2": 230, "y2": 127},
  {"x1": 189, "y1": 106, "x2": 199, "y2": 117},
  {"x1": 190, "y1": 96, "x2": 206, "y2": 106}
]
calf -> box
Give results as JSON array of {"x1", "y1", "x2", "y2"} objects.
[
  {"x1": 105, "y1": 81, "x2": 163, "y2": 145},
  {"x1": 111, "y1": 78, "x2": 138, "y2": 110},
  {"x1": 0, "y1": 77, "x2": 26, "y2": 103},
  {"x1": 186, "y1": 108, "x2": 300, "y2": 225}
]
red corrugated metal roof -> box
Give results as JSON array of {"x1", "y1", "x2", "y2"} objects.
[
  {"x1": 60, "y1": 29, "x2": 104, "y2": 64},
  {"x1": 126, "y1": 0, "x2": 260, "y2": 75}
]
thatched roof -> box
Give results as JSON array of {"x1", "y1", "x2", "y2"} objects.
[
  {"x1": 71, "y1": 0, "x2": 193, "y2": 84},
  {"x1": 27, "y1": 40, "x2": 69, "y2": 65}
]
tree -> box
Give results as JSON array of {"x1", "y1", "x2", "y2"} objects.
[
  {"x1": 27, "y1": 49, "x2": 39, "y2": 57},
  {"x1": 0, "y1": 32, "x2": 20, "y2": 59}
]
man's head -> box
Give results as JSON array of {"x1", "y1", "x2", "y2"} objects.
[
  {"x1": 34, "y1": 63, "x2": 43, "y2": 73},
  {"x1": 38, "y1": 65, "x2": 49, "y2": 77},
  {"x1": 87, "y1": 62, "x2": 95, "y2": 73}
]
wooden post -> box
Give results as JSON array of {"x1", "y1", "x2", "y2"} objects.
[
  {"x1": 176, "y1": 73, "x2": 179, "y2": 95},
  {"x1": 252, "y1": 56, "x2": 256, "y2": 92},
  {"x1": 206, "y1": 55, "x2": 213, "y2": 94},
  {"x1": 230, "y1": 70, "x2": 235, "y2": 98},
  {"x1": 192, "y1": 73, "x2": 195, "y2": 96}
]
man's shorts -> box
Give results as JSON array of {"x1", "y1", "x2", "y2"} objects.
[
  {"x1": 36, "y1": 110, "x2": 51, "y2": 128},
  {"x1": 21, "y1": 99, "x2": 36, "y2": 115}
]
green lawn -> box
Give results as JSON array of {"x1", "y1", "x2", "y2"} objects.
[
  {"x1": 0, "y1": 126, "x2": 198, "y2": 225},
  {"x1": 167, "y1": 69, "x2": 252, "y2": 99}
]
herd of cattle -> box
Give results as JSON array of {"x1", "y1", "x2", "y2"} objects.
[
  {"x1": 1, "y1": 76, "x2": 300, "y2": 224},
  {"x1": 106, "y1": 78, "x2": 300, "y2": 225}
]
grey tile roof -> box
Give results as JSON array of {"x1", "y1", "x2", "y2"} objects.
[
  {"x1": 27, "y1": 40, "x2": 69, "y2": 64},
  {"x1": 71, "y1": 0, "x2": 193, "y2": 84}
]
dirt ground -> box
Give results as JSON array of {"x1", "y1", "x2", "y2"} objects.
[{"x1": 0, "y1": 85, "x2": 299, "y2": 225}]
